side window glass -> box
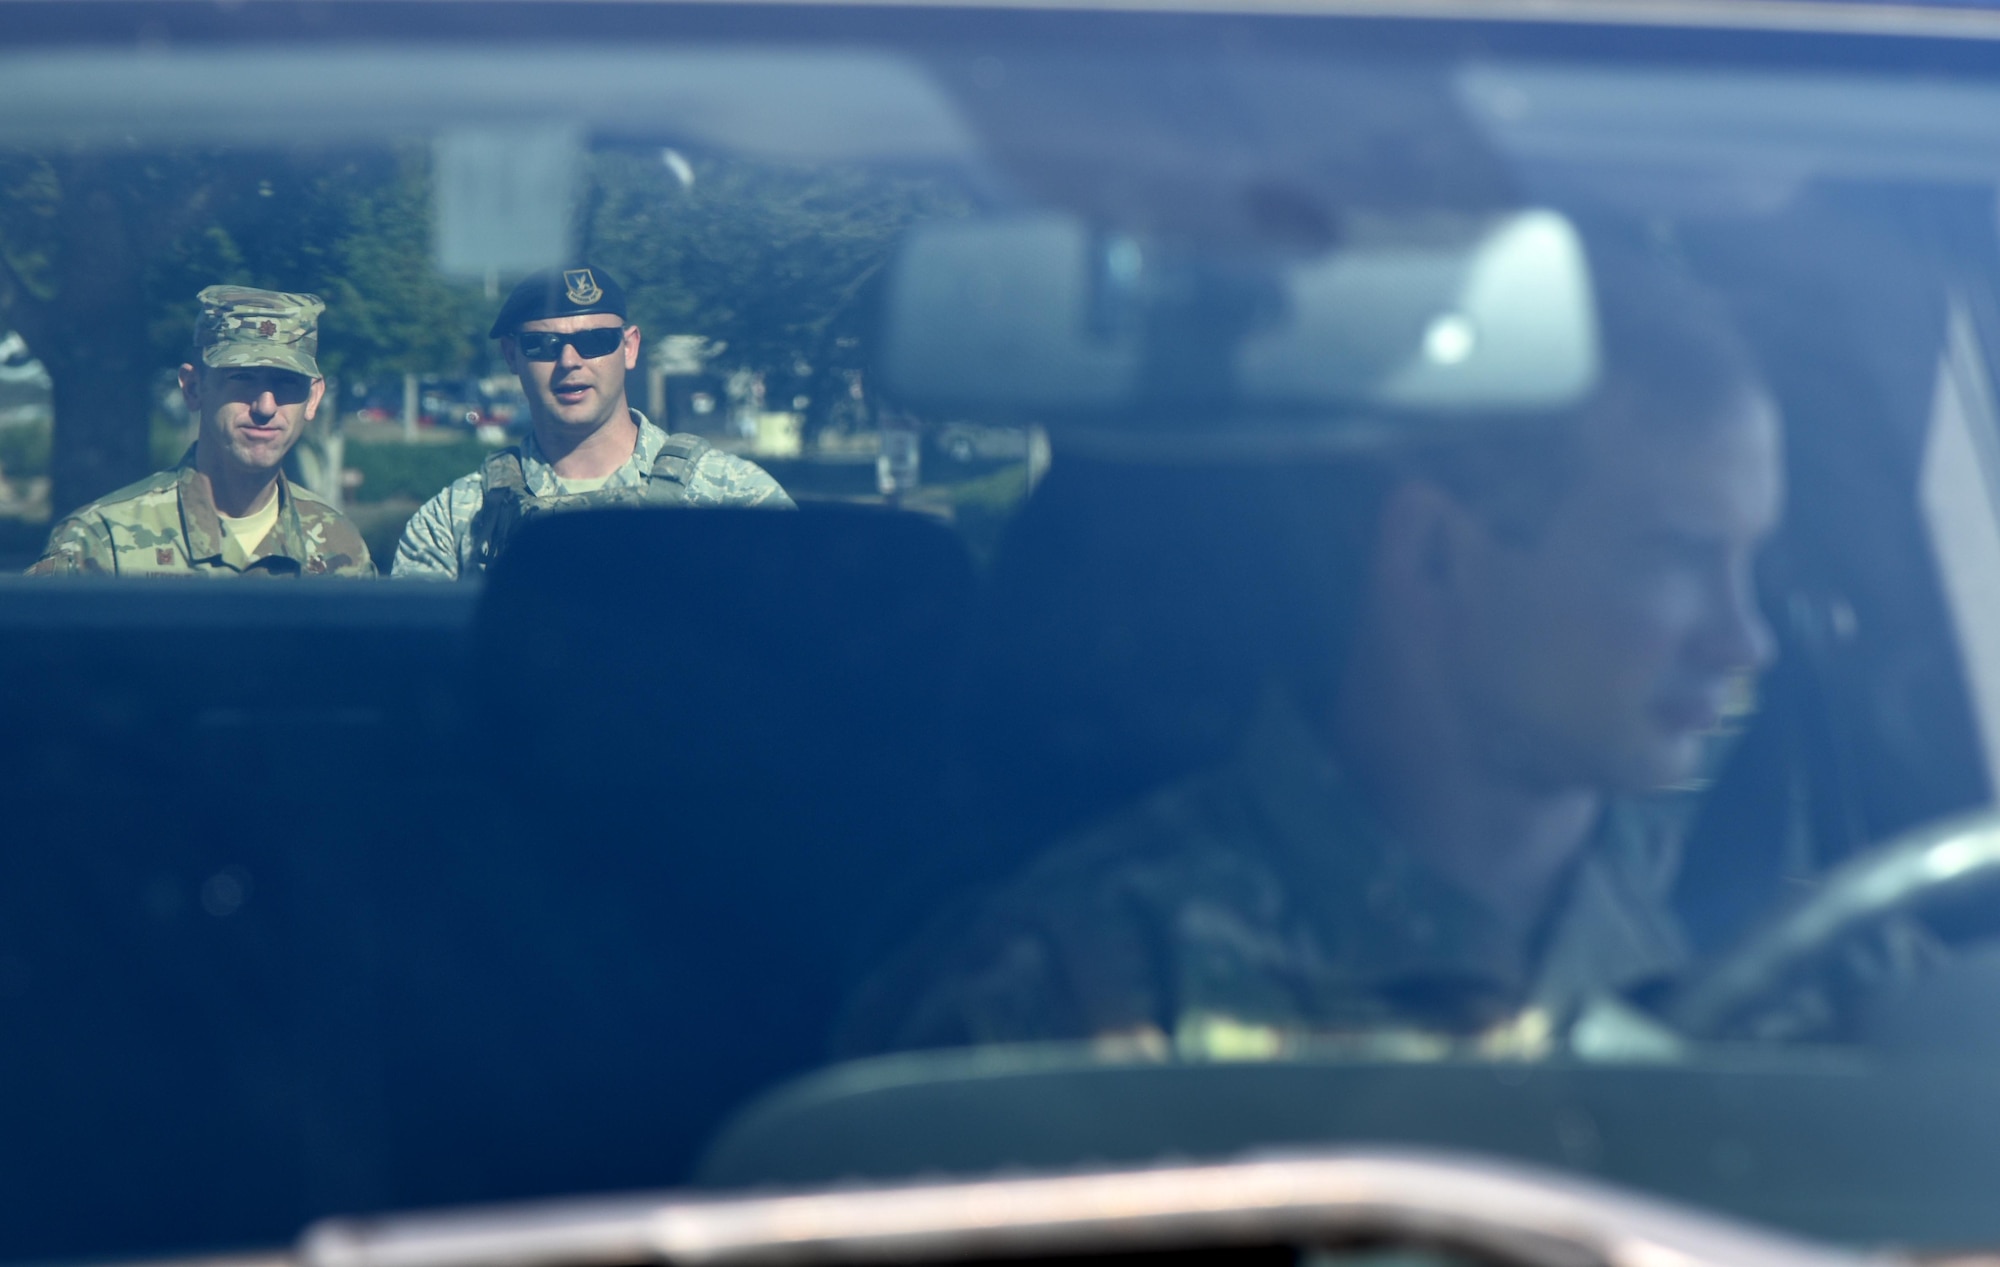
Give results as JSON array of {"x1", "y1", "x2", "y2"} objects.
[{"x1": 1920, "y1": 294, "x2": 2000, "y2": 803}]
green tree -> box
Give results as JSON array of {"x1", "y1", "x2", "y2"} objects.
[
  {"x1": 0, "y1": 140, "x2": 966, "y2": 518},
  {"x1": 0, "y1": 143, "x2": 483, "y2": 517},
  {"x1": 579, "y1": 150, "x2": 971, "y2": 430},
  {"x1": 0, "y1": 147, "x2": 201, "y2": 516},
  {"x1": 301, "y1": 148, "x2": 488, "y2": 388}
]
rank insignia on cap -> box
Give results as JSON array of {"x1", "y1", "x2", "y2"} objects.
[
  {"x1": 489, "y1": 265, "x2": 627, "y2": 338},
  {"x1": 194, "y1": 284, "x2": 325, "y2": 378}
]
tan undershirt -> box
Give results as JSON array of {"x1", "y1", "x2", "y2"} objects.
[
  {"x1": 551, "y1": 472, "x2": 613, "y2": 495},
  {"x1": 217, "y1": 492, "x2": 282, "y2": 555}
]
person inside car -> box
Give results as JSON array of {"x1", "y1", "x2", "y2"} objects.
[
  {"x1": 26, "y1": 286, "x2": 375, "y2": 579},
  {"x1": 842, "y1": 261, "x2": 1785, "y2": 1061},
  {"x1": 391, "y1": 264, "x2": 794, "y2": 580}
]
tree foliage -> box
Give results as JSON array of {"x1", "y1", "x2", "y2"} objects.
[
  {"x1": 0, "y1": 143, "x2": 484, "y2": 513},
  {"x1": 0, "y1": 136, "x2": 970, "y2": 515},
  {"x1": 578, "y1": 149, "x2": 971, "y2": 419}
]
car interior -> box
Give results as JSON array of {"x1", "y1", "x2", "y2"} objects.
[
  {"x1": 4, "y1": 208, "x2": 1999, "y2": 1251},
  {"x1": 8, "y1": 5, "x2": 2000, "y2": 1265}
]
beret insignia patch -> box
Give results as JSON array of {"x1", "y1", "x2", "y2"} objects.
[{"x1": 563, "y1": 269, "x2": 603, "y2": 305}]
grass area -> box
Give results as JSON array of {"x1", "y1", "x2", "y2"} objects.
[
  {"x1": 345, "y1": 498, "x2": 421, "y2": 572},
  {"x1": 0, "y1": 417, "x2": 193, "y2": 489},
  {"x1": 345, "y1": 437, "x2": 498, "y2": 505}
]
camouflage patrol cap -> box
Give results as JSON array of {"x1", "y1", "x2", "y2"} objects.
[
  {"x1": 489, "y1": 265, "x2": 627, "y2": 338},
  {"x1": 194, "y1": 285, "x2": 325, "y2": 378}
]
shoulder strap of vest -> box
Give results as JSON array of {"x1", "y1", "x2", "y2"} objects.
[
  {"x1": 480, "y1": 447, "x2": 529, "y2": 496},
  {"x1": 647, "y1": 433, "x2": 711, "y2": 487},
  {"x1": 467, "y1": 447, "x2": 531, "y2": 573}
]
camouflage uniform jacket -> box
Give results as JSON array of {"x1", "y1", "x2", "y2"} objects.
[
  {"x1": 27, "y1": 448, "x2": 375, "y2": 578},
  {"x1": 391, "y1": 410, "x2": 795, "y2": 580},
  {"x1": 842, "y1": 696, "x2": 1690, "y2": 1061}
]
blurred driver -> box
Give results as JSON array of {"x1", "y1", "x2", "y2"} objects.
[
  {"x1": 844, "y1": 261, "x2": 1783, "y2": 1060},
  {"x1": 27, "y1": 286, "x2": 375, "y2": 577}
]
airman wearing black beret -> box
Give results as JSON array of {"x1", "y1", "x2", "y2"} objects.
[{"x1": 393, "y1": 264, "x2": 794, "y2": 580}]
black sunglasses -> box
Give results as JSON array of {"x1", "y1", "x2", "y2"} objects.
[{"x1": 515, "y1": 328, "x2": 625, "y2": 361}]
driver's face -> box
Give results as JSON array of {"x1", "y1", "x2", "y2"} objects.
[{"x1": 1448, "y1": 389, "x2": 1784, "y2": 793}]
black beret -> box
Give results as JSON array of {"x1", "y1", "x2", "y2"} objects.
[{"x1": 489, "y1": 265, "x2": 628, "y2": 338}]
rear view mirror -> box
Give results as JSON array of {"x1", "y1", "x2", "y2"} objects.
[{"x1": 876, "y1": 209, "x2": 1599, "y2": 428}]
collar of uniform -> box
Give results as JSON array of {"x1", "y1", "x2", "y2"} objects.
[
  {"x1": 515, "y1": 409, "x2": 661, "y2": 499},
  {"x1": 175, "y1": 445, "x2": 312, "y2": 572},
  {"x1": 1226, "y1": 691, "x2": 1683, "y2": 1016}
]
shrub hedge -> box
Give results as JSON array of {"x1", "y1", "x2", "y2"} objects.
[
  {"x1": 0, "y1": 422, "x2": 49, "y2": 479},
  {"x1": 345, "y1": 438, "x2": 499, "y2": 504}
]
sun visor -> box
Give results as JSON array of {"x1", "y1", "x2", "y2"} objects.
[{"x1": 875, "y1": 209, "x2": 1600, "y2": 432}]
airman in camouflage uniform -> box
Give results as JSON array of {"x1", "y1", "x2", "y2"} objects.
[
  {"x1": 393, "y1": 265, "x2": 792, "y2": 580},
  {"x1": 843, "y1": 267, "x2": 1784, "y2": 1060},
  {"x1": 839, "y1": 692, "x2": 1691, "y2": 1062},
  {"x1": 27, "y1": 286, "x2": 374, "y2": 578}
]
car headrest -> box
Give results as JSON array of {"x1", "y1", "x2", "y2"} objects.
[
  {"x1": 469, "y1": 501, "x2": 975, "y2": 858},
  {"x1": 963, "y1": 453, "x2": 1386, "y2": 841}
]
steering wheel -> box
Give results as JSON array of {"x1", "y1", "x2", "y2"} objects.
[{"x1": 1658, "y1": 808, "x2": 2000, "y2": 1040}]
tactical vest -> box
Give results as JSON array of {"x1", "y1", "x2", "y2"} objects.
[{"x1": 465, "y1": 433, "x2": 713, "y2": 574}]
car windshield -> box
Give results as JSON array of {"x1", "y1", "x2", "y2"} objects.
[{"x1": 7, "y1": 6, "x2": 2000, "y2": 1265}]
